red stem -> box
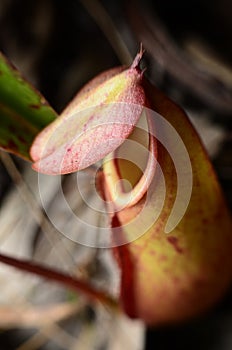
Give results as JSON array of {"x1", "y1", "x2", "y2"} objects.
[{"x1": 0, "y1": 252, "x2": 117, "y2": 308}]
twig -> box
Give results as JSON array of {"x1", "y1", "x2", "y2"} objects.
[
  {"x1": 129, "y1": 4, "x2": 232, "y2": 114},
  {"x1": 16, "y1": 323, "x2": 76, "y2": 350},
  {"x1": 0, "y1": 302, "x2": 84, "y2": 329},
  {"x1": 0, "y1": 151, "x2": 75, "y2": 270}
]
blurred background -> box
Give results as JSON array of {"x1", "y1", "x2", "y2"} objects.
[{"x1": 0, "y1": 0, "x2": 232, "y2": 349}]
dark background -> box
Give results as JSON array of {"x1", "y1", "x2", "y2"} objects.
[{"x1": 0, "y1": 1, "x2": 232, "y2": 349}]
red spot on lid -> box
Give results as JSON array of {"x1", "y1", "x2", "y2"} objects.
[{"x1": 167, "y1": 236, "x2": 183, "y2": 254}]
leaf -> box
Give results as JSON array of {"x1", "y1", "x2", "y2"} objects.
[
  {"x1": 30, "y1": 51, "x2": 145, "y2": 174},
  {"x1": 102, "y1": 80, "x2": 232, "y2": 325},
  {"x1": 0, "y1": 52, "x2": 57, "y2": 160}
]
